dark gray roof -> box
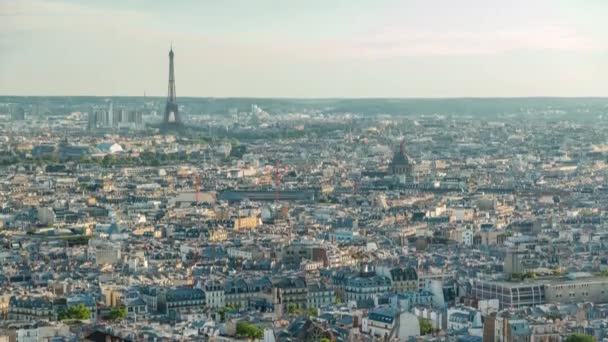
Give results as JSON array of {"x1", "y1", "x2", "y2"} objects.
[{"x1": 166, "y1": 288, "x2": 205, "y2": 301}]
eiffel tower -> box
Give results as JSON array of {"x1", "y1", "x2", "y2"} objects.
[{"x1": 162, "y1": 45, "x2": 183, "y2": 129}]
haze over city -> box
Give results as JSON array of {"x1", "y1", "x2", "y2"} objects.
[{"x1": 1, "y1": 2, "x2": 608, "y2": 342}]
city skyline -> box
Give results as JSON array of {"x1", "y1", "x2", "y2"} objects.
[
  {"x1": 1, "y1": 0, "x2": 607, "y2": 97},
  {"x1": 1, "y1": 2, "x2": 608, "y2": 340}
]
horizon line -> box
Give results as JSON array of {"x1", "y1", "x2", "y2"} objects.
[{"x1": 1, "y1": 95, "x2": 607, "y2": 100}]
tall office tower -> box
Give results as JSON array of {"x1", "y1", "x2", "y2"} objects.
[
  {"x1": 96, "y1": 110, "x2": 108, "y2": 127},
  {"x1": 113, "y1": 108, "x2": 122, "y2": 126},
  {"x1": 108, "y1": 101, "x2": 114, "y2": 127},
  {"x1": 162, "y1": 46, "x2": 182, "y2": 128},
  {"x1": 127, "y1": 110, "x2": 143, "y2": 124},
  {"x1": 88, "y1": 111, "x2": 97, "y2": 131},
  {"x1": 120, "y1": 109, "x2": 128, "y2": 124},
  {"x1": 11, "y1": 107, "x2": 25, "y2": 121}
]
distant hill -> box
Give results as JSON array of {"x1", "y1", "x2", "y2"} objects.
[{"x1": 1, "y1": 96, "x2": 606, "y2": 119}]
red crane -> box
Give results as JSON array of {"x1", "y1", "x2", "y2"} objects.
[
  {"x1": 275, "y1": 161, "x2": 281, "y2": 203},
  {"x1": 193, "y1": 173, "x2": 201, "y2": 202}
]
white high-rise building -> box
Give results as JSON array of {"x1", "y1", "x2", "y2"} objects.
[{"x1": 108, "y1": 100, "x2": 114, "y2": 127}]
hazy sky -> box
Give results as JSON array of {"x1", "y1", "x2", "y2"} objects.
[{"x1": 1, "y1": 0, "x2": 607, "y2": 97}]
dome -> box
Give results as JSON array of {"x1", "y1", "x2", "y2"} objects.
[
  {"x1": 390, "y1": 140, "x2": 414, "y2": 176},
  {"x1": 391, "y1": 149, "x2": 411, "y2": 166}
]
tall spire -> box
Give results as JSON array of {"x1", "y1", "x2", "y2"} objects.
[
  {"x1": 167, "y1": 45, "x2": 176, "y2": 103},
  {"x1": 163, "y1": 44, "x2": 182, "y2": 128}
]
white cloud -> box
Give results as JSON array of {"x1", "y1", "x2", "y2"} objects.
[{"x1": 323, "y1": 26, "x2": 599, "y2": 58}]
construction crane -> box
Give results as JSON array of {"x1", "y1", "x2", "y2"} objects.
[
  {"x1": 193, "y1": 173, "x2": 201, "y2": 203},
  {"x1": 275, "y1": 161, "x2": 281, "y2": 203}
]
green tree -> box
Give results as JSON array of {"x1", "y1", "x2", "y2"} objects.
[
  {"x1": 236, "y1": 321, "x2": 263, "y2": 340},
  {"x1": 288, "y1": 303, "x2": 298, "y2": 315},
  {"x1": 59, "y1": 304, "x2": 91, "y2": 320},
  {"x1": 419, "y1": 318, "x2": 433, "y2": 335},
  {"x1": 545, "y1": 313, "x2": 562, "y2": 321},
  {"x1": 527, "y1": 272, "x2": 537, "y2": 279},
  {"x1": 511, "y1": 273, "x2": 523, "y2": 281},
  {"x1": 320, "y1": 339, "x2": 331, "y2": 342},
  {"x1": 101, "y1": 154, "x2": 116, "y2": 167},
  {"x1": 565, "y1": 334, "x2": 596, "y2": 342},
  {"x1": 218, "y1": 304, "x2": 238, "y2": 321},
  {"x1": 308, "y1": 307, "x2": 318, "y2": 317},
  {"x1": 79, "y1": 156, "x2": 92, "y2": 164},
  {"x1": 109, "y1": 307, "x2": 127, "y2": 320}
]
